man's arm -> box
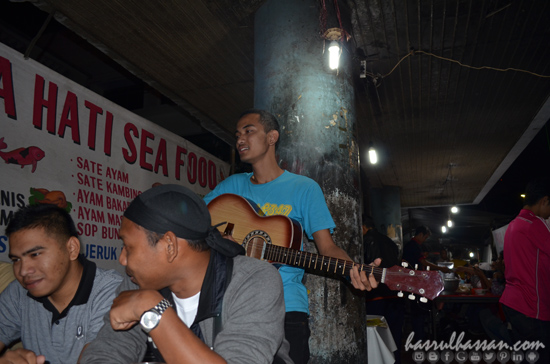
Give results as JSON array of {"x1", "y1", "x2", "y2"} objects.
[
  {"x1": 0, "y1": 349, "x2": 45, "y2": 364},
  {"x1": 0, "y1": 283, "x2": 23, "y2": 356},
  {"x1": 312, "y1": 229, "x2": 353, "y2": 261},
  {"x1": 312, "y1": 229, "x2": 379, "y2": 291},
  {"x1": 455, "y1": 266, "x2": 491, "y2": 289},
  {"x1": 108, "y1": 290, "x2": 227, "y2": 364},
  {"x1": 79, "y1": 277, "x2": 148, "y2": 364},
  {"x1": 418, "y1": 257, "x2": 452, "y2": 273}
]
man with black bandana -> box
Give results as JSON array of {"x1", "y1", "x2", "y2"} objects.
[{"x1": 79, "y1": 184, "x2": 292, "y2": 364}]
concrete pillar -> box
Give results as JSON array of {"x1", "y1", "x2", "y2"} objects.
[
  {"x1": 369, "y1": 186, "x2": 404, "y2": 254},
  {"x1": 254, "y1": 1, "x2": 365, "y2": 362}
]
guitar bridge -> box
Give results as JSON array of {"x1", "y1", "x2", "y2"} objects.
[{"x1": 223, "y1": 223, "x2": 234, "y2": 236}]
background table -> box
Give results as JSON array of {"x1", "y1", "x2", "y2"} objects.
[
  {"x1": 431, "y1": 293, "x2": 502, "y2": 340},
  {"x1": 367, "y1": 315, "x2": 397, "y2": 364}
]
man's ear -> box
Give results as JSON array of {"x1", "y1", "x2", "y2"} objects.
[
  {"x1": 163, "y1": 231, "x2": 179, "y2": 263},
  {"x1": 66, "y1": 237, "x2": 81, "y2": 260},
  {"x1": 268, "y1": 130, "x2": 279, "y2": 146}
]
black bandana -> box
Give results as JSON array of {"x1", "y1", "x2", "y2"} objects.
[{"x1": 124, "y1": 184, "x2": 243, "y2": 257}]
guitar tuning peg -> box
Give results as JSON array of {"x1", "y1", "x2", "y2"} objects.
[
  {"x1": 408, "y1": 293, "x2": 415, "y2": 300},
  {"x1": 401, "y1": 262, "x2": 409, "y2": 268},
  {"x1": 420, "y1": 297, "x2": 428, "y2": 303},
  {"x1": 397, "y1": 291, "x2": 404, "y2": 298}
]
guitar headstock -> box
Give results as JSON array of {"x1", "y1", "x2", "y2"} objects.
[{"x1": 382, "y1": 266, "x2": 444, "y2": 300}]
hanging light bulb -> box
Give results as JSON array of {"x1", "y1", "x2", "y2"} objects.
[
  {"x1": 328, "y1": 41, "x2": 340, "y2": 70},
  {"x1": 368, "y1": 145, "x2": 378, "y2": 164},
  {"x1": 451, "y1": 205, "x2": 459, "y2": 214},
  {"x1": 441, "y1": 226, "x2": 447, "y2": 233},
  {"x1": 447, "y1": 219, "x2": 453, "y2": 228}
]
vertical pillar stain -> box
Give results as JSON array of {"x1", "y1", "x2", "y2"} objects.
[{"x1": 255, "y1": 0, "x2": 366, "y2": 362}]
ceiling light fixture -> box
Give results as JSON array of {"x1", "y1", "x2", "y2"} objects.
[
  {"x1": 368, "y1": 142, "x2": 378, "y2": 164},
  {"x1": 451, "y1": 205, "x2": 459, "y2": 214},
  {"x1": 323, "y1": 28, "x2": 344, "y2": 71},
  {"x1": 328, "y1": 41, "x2": 341, "y2": 70},
  {"x1": 447, "y1": 219, "x2": 453, "y2": 228},
  {"x1": 441, "y1": 226, "x2": 447, "y2": 233}
]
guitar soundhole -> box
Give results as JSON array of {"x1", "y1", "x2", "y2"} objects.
[{"x1": 243, "y1": 230, "x2": 272, "y2": 260}]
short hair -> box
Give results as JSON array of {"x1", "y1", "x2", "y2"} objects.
[
  {"x1": 524, "y1": 177, "x2": 550, "y2": 206},
  {"x1": 141, "y1": 225, "x2": 209, "y2": 252},
  {"x1": 5, "y1": 204, "x2": 79, "y2": 243},
  {"x1": 414, "y1": 225, "x2": 431, "y2": 237},
  {"x1": 240, "y1": 109, "x2": 281, "y2": 148},
  {"x1": 362, "y1": 215, "x2": 375, "y2": 228}
]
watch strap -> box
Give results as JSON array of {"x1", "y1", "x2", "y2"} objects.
[{"x1": 152, "y1": 298, "x2": 172, "y2": 315}]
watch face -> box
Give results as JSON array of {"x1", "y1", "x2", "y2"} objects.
[{"x1": 141, "y1": 311, "x2": 160, "y2": 330}]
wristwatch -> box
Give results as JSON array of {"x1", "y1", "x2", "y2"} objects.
[{"x1": 140, "y1": 298, "x2": 172, "y2": 333}]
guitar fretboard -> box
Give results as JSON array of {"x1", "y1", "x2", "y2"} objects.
[{"x1": 262, "y1": 243, "x2": 385, "y2": 280}]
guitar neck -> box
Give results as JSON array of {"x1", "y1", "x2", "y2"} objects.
[{"x1": 263, "y1": 244, "x2": 384, "y2": 280}]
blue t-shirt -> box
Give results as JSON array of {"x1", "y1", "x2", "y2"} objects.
[{"x1": 204, "y1": 170, "x2": 335, "y2": 314}]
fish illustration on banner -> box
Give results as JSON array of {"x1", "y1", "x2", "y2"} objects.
[{"x1": 0, "y1": 137, "x2": 46, "y2": 173}]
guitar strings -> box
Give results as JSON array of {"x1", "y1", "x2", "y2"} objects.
[
  {"x1": 242, "y1": 240, "x2": 439, "y2": 297},
  {"x1": 243, "y1": 240, "x2": 409, "y2": 275},
  {"x1": 243, "y1": 240, "x2": 438, "y2": 277}
]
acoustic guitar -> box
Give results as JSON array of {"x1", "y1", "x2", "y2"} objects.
[{"x1": 207, "y1": 193, "x2": 444, "y2": 300}]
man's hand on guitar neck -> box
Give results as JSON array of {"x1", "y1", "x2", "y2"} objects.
[
  {"x1": 350, "y1": 258, "x2": 381, "y2": 291},
  {"x1": 312, "y1": 229, "x2": 381, "y2": 292}
]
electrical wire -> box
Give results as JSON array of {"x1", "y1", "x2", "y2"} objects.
[{"x1": 363, "y1": 49, "x2": 550, "y2": 80}]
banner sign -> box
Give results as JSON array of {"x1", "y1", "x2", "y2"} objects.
[{"x1": 0, "y1": 43, "x2": 229, "y2": 271}]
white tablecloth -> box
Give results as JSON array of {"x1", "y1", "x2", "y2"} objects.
[{"x1": 367, "y1": 315, "x2": 397, "y2": 364}]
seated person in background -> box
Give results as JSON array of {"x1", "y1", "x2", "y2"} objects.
[
  {"x1": 0, "y1": 262, "x2": 15, "y2": 293},
  {"x1": 437, "y1": 248, "x2": 452, "y2": 263},
  {"x1": 0, "y1": 204, "x2": 122, "y2": 364},
  {"x1": 402, "y1": 226, "x2": 453, "y2": 340},
  {"x1": 455, "y1": 265, "x2": 491, "y2": 290},
  {"x1": 363, "y1": 216, "x2": 403, "y2": 363},
  {"x1": 0, "y1": 262, "x2": 22, "y2": 353},
  {"x1": 79, "y1": 184, "x2": 292, "y2": 364},
  {"x1": 402, "y1": 226, "x2": 452, "y2": 273},
  {"x1": 490, "y1": 271, "x2": 505, "y2": 296}
]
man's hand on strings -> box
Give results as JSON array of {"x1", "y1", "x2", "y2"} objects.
[{"x1": 350, "y1": 258, "x2": 381, "y2": 291}]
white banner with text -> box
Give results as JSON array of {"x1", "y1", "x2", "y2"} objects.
[{"x1": 0, "y1": 42, "x2": 229, "y2": 271}]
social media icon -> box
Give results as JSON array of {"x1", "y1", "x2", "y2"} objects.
[
  {"x1": 427, "y1": 351, "x2": 439, "y2": 363},
  {"x1": 484, "y1": 351, "x2": 496, "y2": 363},
  {"x1": 498, "y1": 350, "x2": 510, "y2": 363},
  {"x1": 526, "y1": 350, "x2": 539, "y2": 363},
  {"x1": 470, "y1": 351, "x2": 482, "y2": 363},
  {"x1": 455, "y1": 351, "x2": 468, "y2": 363},
  {"x1": 413, "y1": 351, "x2": 425, "y2": 363},
  {"x1": 441, "y1": 350, "x2": 454, "y2": 364},
  {"x1": 512, "y1": 351, "x2": 524, "y2": 363}
]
